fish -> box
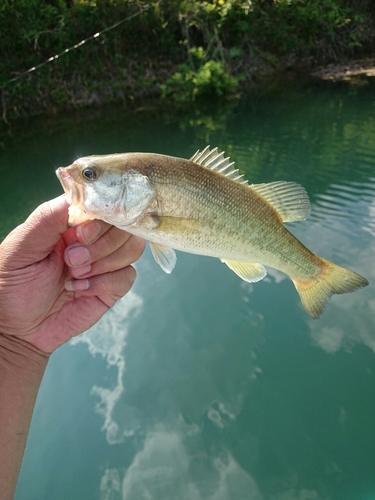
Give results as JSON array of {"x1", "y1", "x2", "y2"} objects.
[{"x1": 56, "y1": 146, "x2": 368, "y2": 318}]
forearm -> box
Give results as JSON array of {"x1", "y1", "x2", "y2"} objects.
[{"x1": 0, "y1": 335, "x2": 48, "y2": 499}]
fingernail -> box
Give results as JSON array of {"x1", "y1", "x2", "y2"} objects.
[
  {"x1": 79, "y1": 221, "x2": 102, "y2": 244},
  {"x1": 66, "y1": 246, "x2": 91, "y2": 267},
  {"x1": 65, "y1": 279, "x2": 90, "y2": 291}
]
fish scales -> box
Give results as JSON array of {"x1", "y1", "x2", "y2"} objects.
[
  {"x1": 56, "y1": 147, "x2": 368, "y2": 318},
  {"x1": 139, "y1": 154, "x2": 319, "y2": 277}
]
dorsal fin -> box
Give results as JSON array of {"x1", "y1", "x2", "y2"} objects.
[
  {"x1": 190, "y1": 147, "x2": 311, "y2": 223},
  {"x1": 190, "y1": 146, "x2": 248, "y2": 185},
  {"x1": 251, "y1": 181, "x2": 311, "y2": 222}
]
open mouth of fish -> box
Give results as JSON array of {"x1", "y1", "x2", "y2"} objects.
[
  {"x1": 56, "y1": 167, "x2": 80, "y2": 206},
  {"x1": 56, "y1": 167, "x2": 90, "y2": 226}
]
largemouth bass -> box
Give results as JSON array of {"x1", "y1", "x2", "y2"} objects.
[{"x1": 56, "y1": 146, "x2": 368, "y2": 318}]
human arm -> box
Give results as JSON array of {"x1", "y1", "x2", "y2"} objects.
[
  {"x1": 0, "y1": 195, "x2": 145, "y2": 498},
  {"x1": 0, "y1": 335, "x2": 48, "y2": 499}
]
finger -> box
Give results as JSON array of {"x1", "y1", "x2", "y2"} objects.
[
  {"x1": 64, "y1": 225, "x2": 133, "y2": 269},
  {"x1": 1, "y1": 195, "x2": 69, "y2": 269},
  {"x1": 62, "y1": 219, "x2": 112, "y2": 248},
  {"x1": 75, "y1": 219, "x2": 113, "y2": 246},
  {"x1": 65, "y1": 265, "x2": 137, "y2": 301},
  {"x1": 62, "y1": 226, "x2": 79, "y2": 247},
  {"x1": 68, "y1": 235, "x2": 145, "y2": 279}
]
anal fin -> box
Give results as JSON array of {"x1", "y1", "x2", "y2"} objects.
[{"x1": 221, "y1": 259, "x2": 267, "y2": 283}]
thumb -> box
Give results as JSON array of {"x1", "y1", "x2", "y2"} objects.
[{"x1": 1, "y1": 195, "x2": 70, "y2": 269}]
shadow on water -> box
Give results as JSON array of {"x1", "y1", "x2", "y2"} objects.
[{"x1": 2, "y1": 76, "x2": 374, "y2": 500}]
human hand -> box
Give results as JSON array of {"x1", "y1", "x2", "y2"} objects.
[{"x1": 0, "y1": 195, "x2": 145, "y2": 354}]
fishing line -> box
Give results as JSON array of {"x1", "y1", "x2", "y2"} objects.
[{"x1": 0, "y1": 4, "x2": 149, "y2": 90}]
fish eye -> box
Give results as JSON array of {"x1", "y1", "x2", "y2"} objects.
[{"x1": 82, "y1": 165, "x2": 98, "y2": 182}]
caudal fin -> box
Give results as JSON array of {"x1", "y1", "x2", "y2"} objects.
[{"x1": 292, "y1": 259, "x2": 368, "y2": 319}]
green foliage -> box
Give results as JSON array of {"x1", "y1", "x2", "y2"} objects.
[
  {"x1": 247, "y1": 0, "x2": 364, "y2": 56},
  {"x1": 188, "y1": 0, "x2": 369, "y2": 60},
  {"x1": 161, "y1": 58, "x2": 242, "y2": 102},
  {"x1": 0, "y1": 0, "x2": 373, "y2": 122},
  {"x1": 160, "y1": 0, "x2": 371, "y2": 102}
]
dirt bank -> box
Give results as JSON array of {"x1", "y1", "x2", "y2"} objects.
[{"x1": 311, "y1": 57, "x2": 375, "y2": 81}]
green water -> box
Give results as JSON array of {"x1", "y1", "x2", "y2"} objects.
[{"x1": 1, "y1": 78, "x2": 375, "y2": 500}]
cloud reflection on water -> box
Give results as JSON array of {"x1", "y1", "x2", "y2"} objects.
[
  {"x1": 120, "y1": 421, "x2": 263, "y2": 500},
  {"x1": 71, "y1": 264, "x2": 269, "y2": 499},
  {"x1": 71, "y1": 290, "x2": 143, "y2": 443},
  {"x1": 100, "y1": 425, "x2": 325, "y2": 500}
]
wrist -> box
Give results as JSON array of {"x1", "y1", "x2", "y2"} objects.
[{"x1": 0, "y1": 333, "x2": 49, "y2": 375}]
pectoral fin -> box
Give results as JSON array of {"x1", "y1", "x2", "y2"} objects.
[
  {"x1": 149, "y1": 241, "x2": 177, "y2": 274},
  {"x1": 221, "y1": 259, "x2": 267, "y2": 283}
]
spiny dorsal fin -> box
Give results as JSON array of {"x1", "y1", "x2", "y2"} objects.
[
  {"x1": 190, "y1": 146, "x2": 248, "y2": 185},
  {"x1": 251, "y1": 181, "x2": 311, "y2": 222}
]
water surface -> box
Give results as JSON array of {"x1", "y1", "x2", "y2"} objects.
[{"x1": 1, "y1": 77, "x2": 375, "y2": 500}]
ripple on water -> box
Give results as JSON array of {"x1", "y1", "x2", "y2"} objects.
[{"x1": 311, "y1": 179, "x2": 375, "y2": 240}]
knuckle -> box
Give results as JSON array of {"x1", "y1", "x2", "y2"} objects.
[
  {"x1": 129, "y1": 235, "x2": 146, "y2": 258},
  {"x1": 90, "y1": 265, "x2": 136, "y2": 296}
]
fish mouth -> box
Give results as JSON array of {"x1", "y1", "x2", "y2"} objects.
[{"x1": 56, "y1": 167, "x2": 81, "y2": 205}]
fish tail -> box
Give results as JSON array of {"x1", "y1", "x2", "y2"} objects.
[{"x1": 292, "y1": 259, "x2": 368, "y2": 319}]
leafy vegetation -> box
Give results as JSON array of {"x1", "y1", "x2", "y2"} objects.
[
  {"x1": 161, "y1": 51, "x2": 243, "y2": 102},
  {"x1": 0, "y1": 0, "x2": 374, "y2": 122}
]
